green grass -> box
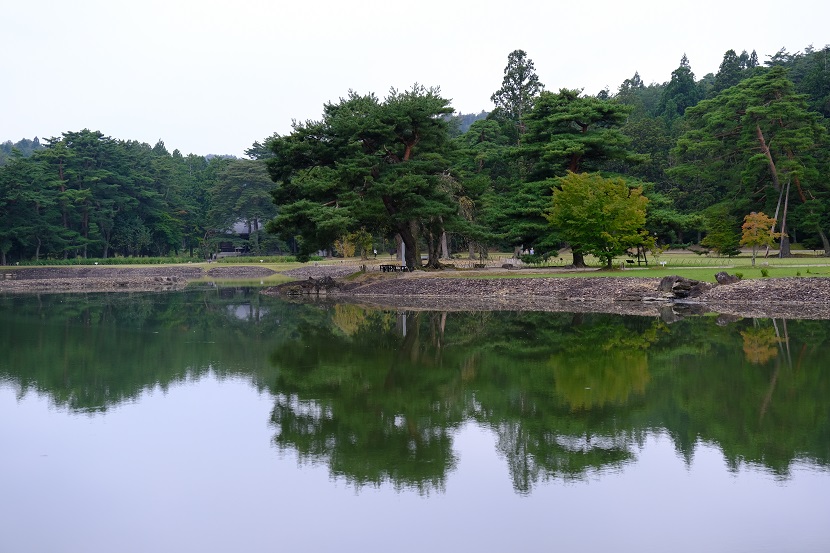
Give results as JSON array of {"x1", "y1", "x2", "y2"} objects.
[
  {"x1": 9, "y1": 250, "x2": 830, "y2": 284},
  {"x1": 443, "y1": 250, "x2": 830, "y2": 282}
]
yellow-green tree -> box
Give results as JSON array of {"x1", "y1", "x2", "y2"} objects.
[
  {"x1": 546, "y1": 172, "x2": 652, "y2": 269},
  {"x1": 740, "y1": 211, "x2": 780, "y2": 266}
]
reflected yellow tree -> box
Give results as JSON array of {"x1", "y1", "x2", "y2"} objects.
[{"x1": 741, "y1": 326, "x2": 779, "y2": 364}]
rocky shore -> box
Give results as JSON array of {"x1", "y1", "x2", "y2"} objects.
[
  {"x1": 0, "y1": 265, "x2": 276, "y2": 293},
  {"x1": 3, "y1": 264, "x2": 830, "y2": 319},
  {"x1": 265, "y1": 268, "x2": 830, "y2": 320}
]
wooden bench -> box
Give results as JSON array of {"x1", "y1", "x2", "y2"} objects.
[{"x1": 380, "y1": 264, "x2": 409, "y2": 273}]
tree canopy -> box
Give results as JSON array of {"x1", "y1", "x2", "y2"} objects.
[
  {"x1": 490, "y1": 49, "x2": 544, "y2": 144},
  {"x1": 266, "y1": 85, "x2": 460, "y2": 269},
  {"x1": 546, "y1": 172, "x2": 651, "y2": 268}
]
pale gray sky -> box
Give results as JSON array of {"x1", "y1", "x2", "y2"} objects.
[{"x1": 2, "y1": 0, "x2": 826, "y2": 156}]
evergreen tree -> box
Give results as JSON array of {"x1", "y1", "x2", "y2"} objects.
[
  {"x1": 490, "y1": 50, "x2": 544, "y2": 144},
  {"x1": 658, "y1": 54, "x2": 702, "y2": 120},
  {"x1": 266, "y1": 85, "x2": 457, "y2": 269},
  {"x1": 712, "y1": 50, "x2": 743, "y2": 95},
  {"x1": 672, "y1": 67, "x2": 828, "y2": 255}
]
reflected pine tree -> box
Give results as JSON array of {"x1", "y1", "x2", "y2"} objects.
[
  {"x1": 2, "y1": 294, "x2": 829, "y2": 490},
  {"x1": 267, "y1": 310, "x2": 465, "y2": 494},
  {"x1": 0, "y1": 289, "x2": 298, "y2": 410}
]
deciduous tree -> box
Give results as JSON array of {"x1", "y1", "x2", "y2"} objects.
[
  {"x1": 741, "y1": 211, "x2": 780, "y2": 266},
  {"x1": 545, "y1": 172, "x2": 652, "y2": 269}
]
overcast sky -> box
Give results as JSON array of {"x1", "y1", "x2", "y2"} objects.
[{"x1": 2, "y1": 0, "x2": 826, "y2": 157}]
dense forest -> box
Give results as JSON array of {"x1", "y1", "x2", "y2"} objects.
[{"x1": 1, "y1": 45, "x2": 828, "y2": 266}]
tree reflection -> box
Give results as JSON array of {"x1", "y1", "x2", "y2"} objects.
[
  {"x1": 265, "y1": 310, "x2": 465, "y2": 494},
  {"x1": 741, "y1": 325, "x2": 779, "y2": 364},
  {"x1": 2, "y1": 292, "x2": 829, "y2": 493}
]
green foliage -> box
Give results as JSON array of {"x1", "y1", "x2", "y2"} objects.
[
  {"x1": 483, "y1": 89, "x2": 643, "y2": 257},
  {"x1": 700, "y1": 207, "x2": 741, "y2": 256},
  {"x1": 523, "y1": 89, "x2": 639, "y2": 179},
  {"x1": 671, "y1": 66, "x2": 829, "y2": 254},
  {"x1": 0, "y1": 130, "x2": 241, "y2": 263},
  {"x1": 0, "y1": 137, "x2": 44, "y2": 166},
  {"x1": 3, "y1": 45, "x2": 830, "y2": 263},
  {"x1": 490, "y1": 49, "x2": 544, "y2": 144},
  {"x1": 546, "y1": 172, "x2": 652, "y2": 268},
  {"x1": 266, "y1": 85, "x2": 461, "y2": 269},
  {"x1": 658, "y1": 54, "x2": 702, "y2": 120}
]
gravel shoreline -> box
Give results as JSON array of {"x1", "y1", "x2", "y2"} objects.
[
  {"x1": 331, "y1": 274, "x2": 830, "y2": 320},
  {"x1": 0, "y1": 265, "x2": 276, "y2": 293},
  {"x1": 3, "y1": 265, "x2": 830, "y2": 319}
]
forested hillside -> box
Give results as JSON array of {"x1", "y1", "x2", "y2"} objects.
[
  {"x1": 0, "y1": 138, "x2": 43, "y2": 165},
  {"x1": 1, "y1": 45, "x2": 828, "y2": 266}
]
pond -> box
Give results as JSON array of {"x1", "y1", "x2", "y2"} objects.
[{"x1": 1, "y1": 289, "x2": 829, "y2": 552}]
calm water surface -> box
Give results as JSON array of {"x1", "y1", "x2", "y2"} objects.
[{"x1": 1, "y1": 289, "x2": 828, "y2": 553}]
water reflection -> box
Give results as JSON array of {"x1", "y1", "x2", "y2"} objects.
[{"x1": 1, "y1": 290, "x2": 829, "y2": 494}]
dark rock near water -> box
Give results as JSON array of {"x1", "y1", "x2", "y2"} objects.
[
  {"x1": 657, "y1": 275, "x2": 709, "y2": 299},
  {"x1": 275, "y1": 275, "x2": 342, "y2": 296},
  {"x1": 715, "y1": 271, "x2": 741, "y2": 285}
]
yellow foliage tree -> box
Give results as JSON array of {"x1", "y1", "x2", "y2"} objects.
[
  {"x1": 333, "y1": 235, "x2": 357, "y2": 258},
  {"x1": 740, "y1": 211, "x2": 780, "y2": 266}
]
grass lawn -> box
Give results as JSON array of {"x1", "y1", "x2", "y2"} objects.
[
  {"x1": 445, "y1": 250, "x2": 830, "y2": 282},
  {"x1": 9, "y1": 249, "x2": 830, "y2": 285}
]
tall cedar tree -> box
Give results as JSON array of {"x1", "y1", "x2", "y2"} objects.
[{"x1": 490, "y1": 50, "x2": 544, "y2": 144}]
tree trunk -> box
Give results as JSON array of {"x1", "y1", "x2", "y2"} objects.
[
  {"x1": 409, "y1": 220, "x2": 422, "y2": 269},
  {"x1": 778, "y1": 180, "x2": 792, "y2": 258},
  {"x1": 756, "y1": 124, "x2": 781, "y2": 191},
  {"x1": 779, "y1": 235, "x2": 792, "y2": 257},
  {"x1": 440, "y1": 231, "x2": 450, "y2": 259},
  {"x1": 425, "y1": 219, "x2": 442, "y2": 269},
  {"x1": 398, "y1": 225, "x2": 418, "y2": 270},
  {"x1": 469, "y1": 241, "x2": 477, "y2": 260},
  {"x1": 818, "y1": 226, "x2": 830, "y2": 257},
  {"x1": 571, "y1": 248, "x2": 586, "y2": 268}
]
